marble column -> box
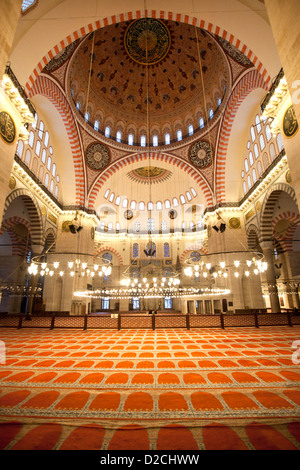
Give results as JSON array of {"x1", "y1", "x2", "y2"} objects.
[{"x1": 260, "y1": 241, "x2": 281, "y2": 313}]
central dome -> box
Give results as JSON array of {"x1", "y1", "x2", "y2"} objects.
[{"x1": 68, "y1": 19, "x2": 230, "y2": 146}]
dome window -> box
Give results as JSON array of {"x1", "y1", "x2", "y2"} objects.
[
  {"x1": 153, "y1": 135, "x2": 158, "y2": 146},
  {"x1": 165, "y1": 133, "x2": 170, "y2": 145},
  {"x1": 105, "y1": 126, "x2": 111, "y2": 138},
  {"x1": 116, "y1": 131, "x2": 122, "y2": 142}
]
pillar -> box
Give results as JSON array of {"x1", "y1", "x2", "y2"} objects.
[{"x1": 260, "y1": 241, "x2": 281, "y2": 313}]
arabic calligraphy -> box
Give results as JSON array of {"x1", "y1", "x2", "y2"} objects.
[
  {"x1": 0, "y1": 111, "x2": 16, "y2": 144},
  {"x1": 283, "y1": 105, "x2": 299, "y2": 138}
]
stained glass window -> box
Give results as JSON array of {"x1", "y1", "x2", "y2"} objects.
[{"x1": 164, "y1": 242, "x2": 170, "y2": 258}]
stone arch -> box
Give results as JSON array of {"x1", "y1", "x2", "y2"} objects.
[
  {"x1": 259, "y1": 183, "x2": 298, "y2": 243},
  {"x1": 180, "y1": 246, "x2": 209, "y2": 262},
  {"x1": 25, "y1": 10, "x2": 271, "y2": 94},
  {"x1": 272, "y1": 211, "x2": 300, "y2": 253},
  {"x1": 3, "y1": 189, "x2": 44, "y2": 251},
  {"x1": 215, "y1": 69, "x2": 269, "y2": 203},
  {"x1": 94, "y1": 246, "x2": 123, "y2": 265},
  {"x1": 44, "y1": 228, "x2": 57, "y2": 253},
  {"x1": 0, "y1": 216, "x2": 31, "y2": 257},
  {"x1": 246, "y1": 223, "x2": 260, "y2": 250},
  {"x1": 28, "y1": 75, "x2": 85, "y2": 205},
  {"x1": 88, "y1": 152, "x2": 214, "y2": 210}
]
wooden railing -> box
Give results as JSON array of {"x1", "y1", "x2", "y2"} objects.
[{"x1": 0, "y1": 311, "x2": 299, "y2": 330}]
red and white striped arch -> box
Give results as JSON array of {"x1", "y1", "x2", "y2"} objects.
[
  {"x1": 28, "y1": 75, "x2": 85, "y2": 206},
  {"x1": 215, "y1": 69, "x2": 269, "y2": 203},
  {"x1": 0, "y1": 217, "x2": 32, "y2": 256},
  {"x1": 272, "y1": 211, "x2": 300, "y2": 252},
  {"x1": 94, "y1": 246, "x2": 124, "y2": 265},
  {"x1": 25, "y1": 10, "x2": 271, "y2": 94},
  {"x1": 180, "y1": 246, "x2": 209, "y2": 262},
  {"x1": 88, "y1": 152, "x2": 214, "y2": 210}
]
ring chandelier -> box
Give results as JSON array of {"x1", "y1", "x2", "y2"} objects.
[
  {"x1": 27, "y1": 256, "x2": 112, "y2": 278},
  {"x1": 183, "y1": 250, "x2": 268, "y2": 279}
]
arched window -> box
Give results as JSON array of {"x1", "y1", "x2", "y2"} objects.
[
  {"x1": 115, "y1": 196, "x2": 120, "y2": 206},
  {"x1": 188, "y1": 125, "x2": 193, "y2": 136},
  {"x1": 140, "y1": 135, "x2": 146, "y2": 147},
  {"x1": 84, "y1": 112, "x2": 90, "y2": 122},
  {"x1": 265, "y1": 125, "x2": 272, "y2": 141},
  {"x1": 164, "y1": 242, "x2": 170, "y2": 258},
  {"x1": 50, "y1": 179, "x2": 54, "y2": 193},
  {"x1": 108, "y1": 222, "x2": 113, "y2": 231},
  {"x1": 165, "y1": 199, "x2": 171, "y2": 209},
  {"x1": 21, "y1": 0, "x2": 38, "y2": 13},
  {"x1": 45, "y1": 173, "x2": 49, "y2": 188},
  {"x1": 38, "y1": 121, "x2": 44, "y2": 139},
  {"x1": 31, "y1": 157, "x2": 38, "y2": 174},
  {"x1": 109, "y1": 192, "x2": 115, "y2": 202},
  {"x1": 209, "y1": 109, "x2": 214, "y2": 120},
  {"x1": 16, "y1": 140, "x2": 24, "y2": 158},
  {"x1": 104, "y1": 189, "x2": 110, "y2": 199},
  {"x1": 139, "y1": 201, "x2": 145, "y2": 211},
  {"x1": 199, "y1": 118, "x2": 204, "y2": 129},
  {"x1": 245, "y1": 158, "x2": 249, "y2": 173},
  {"x1": 105, "y1": 126, "x2": 110, "y2": 138},
  {"x1": 247, "y1": 175, "x2": 252, "y2": 190},
  {"x1": 122, "y1": 198, "x2": 128, "y2": 208},
  {"x1": 153, "y1": 135, "x2": 158, "y2": 146},
  {"x1": 165, "y1": 133, "x2": 170, "y2": 145},
  {"x1": 55, "y1": 186, "x2": 58, "y2": 198},
  {"x1": 249, "y1": 152, "x2": 254, "y2": 166},
  {"x1": 250, "y1": 126, "x2": 255, "y2": 142},
  {"x1": 34, "y1": 143, "x2": 40, "y2": 159},
  {"x1": 255, "y1": 114, "x2": 261, "y2": 133},
  {"x1": 252, "y1": 168, "x2": 257, "y2": 183},
  {"x1": 217, "y1": 97, "x2": 222, "y2": 106},
  {"x1": 161, "y1": 220, "x2": 167, "y2": 231},
  {"x1": 38, "y1": 166, "x2": 44, "y2": 181},
  {"x1": 243, "y1": 181, "x2": 247, "y2": 194},
  {"x1": 191, "y1": 187, "x2": 197, "y2": 197},
  {"x1": 47, "y1": 156, "x2": 51, "y2": 171},
  {"x1": 148, "y1": 202, "x2": 154, "y2": 211},
  {"x1": 156, "y1": 201, "x2": 163, "y2": 210},
  {"x1": 173, "y1": 198, "x2": 179, "y2": 207},
  {"x1": 270, "y1": 143, "x2": 276, "y2": 161},
  {"x1": 186, "y1": 191, "x2": 192, "y2": 201},
  {"x1": 44, "y1": 131, "x2": 49, "y2": 148},
  {"x1": 25, "y1": 149, "x2": 31, "y2": 166},
  {"x1": 241, "y1": 170, "x2": 245, "y2": 178},
  {"x1": 128, "y1": 134, "x2": 134, "y2": 145},
  {"x1": 130, "y1": 200, "x2": 136, "y2": 210},
  {"x1": 147, "y1": 218, "x2": 155, "y2": 231},
  {"x1": 259, "y1": 134, "x2": 265, "y2": 150},
  {"x1": 180, "y1": 194, "x2": 186, "y2": 204},
  {"x1": 247, "y1": 140, "x2": 251, "y2": 149},
  {"x1": 133, "y1": 243, "x2": 139, "y2": 258},
  {"x1": 52, "y1": 163, "x2": 56, "y2": 177},
  {"x1": 254, "y1": 144, "x2": 259, "y2": 159},
  {"x1": 257, "y1": 161, "x2": 262, "y2": 176},
  {"x1": 116, "y1": 131, "x2": 122, "y2": 142},
  {"x1": 177, "y1": 129, "x2": 182, "y2": 141},
  {"x1": 277, "y1": 133, "x2": 284, "y2": 151},
  {"x1": 28, "y1": 131, "x2": 34, "y2": 148},
  {"x1": 94, "y1": 120, "x2": 99, "y2": 132},
  {"x1": 76, "y1": 102, "x2": 81, "y2": 110}
]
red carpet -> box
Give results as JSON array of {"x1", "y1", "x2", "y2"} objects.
[{"x1": 0, "y1": 326, "x2": 299, "y2": 450}]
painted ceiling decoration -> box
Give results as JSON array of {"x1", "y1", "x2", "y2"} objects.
[
  {"x1": 85, "y1": 142, "x2": 110, "y2": 170},
  {"x1": 215, "y1": 36, "x2": 253, "y2": 66},
  {"x1": 124, "y1": 18, "x2": 172, "y2": 65},
  {"x1": 189, "y1": 140, "x2": 213, "y2": 168},
  {"x1": 44, "y1": 40, "x2": 80, "y2": 72},
  {"x1": 126, "y1": 166, "x2": 173, "y2": 184},
  {"x1": 67, "y1": 19, "x2": 230, "y2": 143}
]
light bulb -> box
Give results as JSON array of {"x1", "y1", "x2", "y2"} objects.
[
  {"x1": 59, "y1": 271, "x2": 64, "y2": 277},
  {"x1": 41, "y1": 263, "x2": 47, "y2": 270},
  {"x1": 82, "y1": 262, "x2": 87, "y2": 269},
  {"x1": 53, "y1": 262, "x2": 59, "y2": 269},
  {"x1": 234, "y1": 272, "x2": 239, "y2": 278},
  {"x1": 220, "y1": 262, "x2": 225, "y2": 269},
  {"x1": 68, "y1": 262, "x2": 74, "y2": 269},
  {"x1": 234, "y1": 260, "x2": 240, "y2": 268}
]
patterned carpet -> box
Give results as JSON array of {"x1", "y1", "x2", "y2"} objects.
[{"x1": 0, "y1": 325, "x2": 300, "y2": 450}]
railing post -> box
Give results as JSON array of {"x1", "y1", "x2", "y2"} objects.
[
  {"x1": 152, "y1": 313, "x2": 155, "y2": 330},
  {"x1": 287, "y1": 311, "x2": 293, "y2": 327},
  {"x1": 254, "y1": 313, "x2": 259, "y2": 328},
  {"x1": 84, "y1": 314, "x2": 88, "y2": 330},
  {"x1": 50, "y1": 313, "x2": 55, "y2": 330},
  {"x1": 17, "y1": 315, "x2": 23, "y2": 329},
  {"x1": 186, "y1": 314, "x2": 190, "y2": 330},
  {"x1": 118, "y1": 314, "x2": 121, "y2": 331},
  {"x1": 220, "y1": 313, "x2": 225, "y2": 329}
]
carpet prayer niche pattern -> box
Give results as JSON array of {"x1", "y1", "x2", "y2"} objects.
[{"x1": 0, "y1": 326, "x2": 300, "y2": 450}]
